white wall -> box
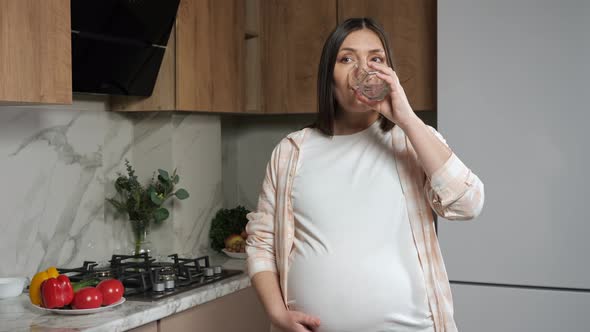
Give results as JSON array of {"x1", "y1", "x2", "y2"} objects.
[{"x1": 438, "y1": 0, "x2": 590, "y2": 330}]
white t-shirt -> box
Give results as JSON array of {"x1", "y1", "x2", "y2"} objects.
[{"x1": 287, "y1": 120, "x2": 435, "y2": 332}]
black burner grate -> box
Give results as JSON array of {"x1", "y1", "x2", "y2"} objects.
[{"x1": 57, "y1": 253, "x2": 243, "y2": 302}]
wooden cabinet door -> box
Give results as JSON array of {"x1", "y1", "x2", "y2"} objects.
[
  {"x1": 0, "y1": 0, "x2": 72, "y2": 105},
  {"x1": 128, "y1": 321, "x2": 158, "y2": 332},
  {"x1": 113, "y1": 0, "x2": 245, "y2": 113},
  {"x1": 338, "y1": 0, "x2": 436, "y2": 111},
  {"x1": 176, "y1": 0, "x2": 245, "y2": 112},
  {"x1": 261, "y1": 0, "x2": 337, "y2": 114},
  {"x1": 158, "y1": 287, "x2": 270, "y2": 332}
]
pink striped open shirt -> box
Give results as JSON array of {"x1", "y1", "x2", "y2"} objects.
[{"x1": 245, "y1": 124, "x2": 485, "y2": 332}]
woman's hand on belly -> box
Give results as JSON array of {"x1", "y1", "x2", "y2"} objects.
[{"x1": 273, "y1": 310, "x2": 321, "y2": 332}]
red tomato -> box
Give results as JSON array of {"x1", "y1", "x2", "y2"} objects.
[
  {"x1": 96, "y1": 279, "x2": 124, "y2": 305},
  {"x1": 72, "y1": 287, "x2": 103, "y2": 309}
]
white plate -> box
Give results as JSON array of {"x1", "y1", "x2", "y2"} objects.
[
  {"x1": 32, "y1": 297, "x2": 126, "y2": 315},
  {"x1": 221, "y1": 249, "x2": 247, "y2": 259}
]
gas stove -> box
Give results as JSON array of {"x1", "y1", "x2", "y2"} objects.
[{"x1": 57, "y1": 253, "x2": 243, "y2": 302}]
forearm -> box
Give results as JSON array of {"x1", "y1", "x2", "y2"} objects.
[
  {"x1": 251, "y1": 271, "x2": 289, "y2": 325},
  {"x1": 398, "y1": 114, "x2": 452, "y2": 177}
]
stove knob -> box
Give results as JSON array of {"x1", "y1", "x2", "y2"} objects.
[
  {"x1": 153, "y1": 282, "x2": 165, "y2": 293},
  {"x1": 213, "y1": 266, "x2": 222, "y2": 275},
  {"x1": 164, "y1": 279, "x2": 175, "y2": 290},
  {"x1": 203, "y1": 267, "x2": 214, "y2": 277}
]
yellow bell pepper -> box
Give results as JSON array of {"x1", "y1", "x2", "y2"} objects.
[
  {"x1": 46, "y1": 266, "x2": 59, "y2": 278},
  {"x1": 29, "y1": 266, "x2": 59, "y2": 305}
]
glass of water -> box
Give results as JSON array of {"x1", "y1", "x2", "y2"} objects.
[{"x1": 347, "y1": 64, "x2": 390, "y2": 101}]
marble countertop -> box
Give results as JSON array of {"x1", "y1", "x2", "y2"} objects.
[{"x1": 0, "y1": 252, "x2": 250, "y2": 332}]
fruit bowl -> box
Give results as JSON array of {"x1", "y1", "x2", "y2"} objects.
[{"x1": 221, "y1": 249, "x2": 247, "y2": 259}]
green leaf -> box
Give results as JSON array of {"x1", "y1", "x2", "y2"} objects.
[
  {"x1": 114, "y1": 177, "x2": 129, "y2": 193},
  {"x1": 158, "y1": 169, "x2": 170, "y2": 181},
  {"x1": 133, "y1": 190, "x2": 141, "y2": 210},
  {"x1": 106, "y1": 198, "x2": 127, "y2": 213},
  {"x1": 174, "y1": 189, "x2": 189, "y2": 200},
  {"x1": 150, "y1": 191, "x2": 163, "y2": 205},
  {"x1": 164, "y1": 181, "x2": 173, "y2": 195},
  {"x1": 158, "y1": 175, "x2": 171, "y2": 187},
  {"x1": 173, "y1": 174, "x2": 179, "y2": 184},
  {"x1": 154, "y1": 208, "x2": 169, "y2": 222},
  {"x1": 72, "y1": 278, "x2": 99, "y2": 292}
]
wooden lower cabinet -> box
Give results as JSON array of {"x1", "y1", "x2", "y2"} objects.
[
  {"x1": 158, "y1": 287, "x2": 270, "y2": 332},
  {"x1": 128, "y1": 321, "x2": 158, "y2": 332}
]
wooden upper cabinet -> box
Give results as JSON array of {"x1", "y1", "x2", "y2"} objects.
[
  {"x1": 260, "y1": 0, "x2": 337, "y2": 114},
  {"x1": 0, "y1": 0, "x2": 72, "y2": 105},
  {"x1": 338, "y1": 0, "x2": 436, "y2": 111},
  {"x1": 111, "y1": 0, "x2": 434, "y2": 114},
  {"x1": 177, "y1": 0, "x2": 244, "y2": 112},
  {"x1": 112, "y1": 0, "x2": 245, "y2": 113}
]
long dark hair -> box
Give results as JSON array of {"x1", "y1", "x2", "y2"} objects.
[{"x1": 311, "y1": 18, "x2": 395, "y2": 136}]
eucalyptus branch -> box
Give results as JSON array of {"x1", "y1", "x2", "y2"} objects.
[{"x1": 106, "y1": 160, "x2": 190, "y2": 226}]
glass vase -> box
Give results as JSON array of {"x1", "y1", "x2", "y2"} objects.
[{"x1": 130, "y1": 219, "x2": 152, "y2": 256}]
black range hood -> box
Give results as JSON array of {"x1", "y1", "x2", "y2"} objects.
[{"x1": 71, "y1": 0, "x2": 180, "y2": 97}]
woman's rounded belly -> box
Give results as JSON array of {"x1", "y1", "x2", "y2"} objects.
[{"x1": 287, "y1": 250, "x2": 431, "y2": 332}]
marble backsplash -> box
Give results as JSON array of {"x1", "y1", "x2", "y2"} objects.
[{"x1": 0, "y1": 96, "x2": 222, "y2": 278}]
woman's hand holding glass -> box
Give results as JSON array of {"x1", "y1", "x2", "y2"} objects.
[{"x1": 352, "y1": 61, "x2": 417, "y2": 127}]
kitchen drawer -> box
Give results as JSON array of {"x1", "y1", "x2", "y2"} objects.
[
  {"x1": 158, "y1": 286, "x2": 270, "y2": 332},
  {"x1": 450, "y1": 283, "x2": 590, "y2": 331}
]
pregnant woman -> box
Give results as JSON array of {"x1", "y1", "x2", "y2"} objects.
[{"x1": 245, "y1": 17, "x2": 485, "y2": 332}]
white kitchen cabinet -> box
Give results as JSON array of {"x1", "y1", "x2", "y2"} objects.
[
  {"x1": 450, "y1": 283, "x2": 590, "y2": 331},
  {"x1": 438, "y1": 0, "x2": 590, "y2": 288},
  {"x1": 158, "y1": 286, "x2": 270, "y2": 332},
  {"x1": 437, "y1": 0, "x2": 590, "y2": 329}
]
